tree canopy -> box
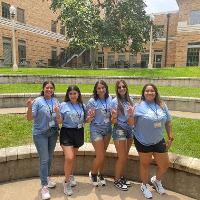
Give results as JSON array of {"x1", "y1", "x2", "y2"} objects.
[{"x1": 51, "y1": 0, "x2": 152, "y2": 53}]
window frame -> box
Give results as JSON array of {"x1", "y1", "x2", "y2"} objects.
[
  {"x1": 17, "y1": 7, "x2": 25, "y2": 23},
  {"x1": 189, "y1": 10, "x2": 200, "y2": 25},
  {"x1": 2, "y1": 2, "x2": 10, "y2": 19},
  {"x1": 51, "y1": 20, "x2": 57, "y2": 33}
]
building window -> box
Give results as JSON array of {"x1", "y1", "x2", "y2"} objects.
[
  {"x1": 51, "y1": 47, "x2": 57, "y2": 66},
  {"x1": 156, "y1": 25, "x2": 164, "y2": 38},
  {"x1": 107, "y1": 53, "x2": 115, "y2": 68},
  {"x1": 51, "y1": 20, "x2": 57, "y2": 33},
  {"x1": 117, "y1": 54, "x2": 125, "y2": 68},
  {"x1": 129, "y1": 54, "x2": 136, "y2": 67},
  {"x1": 141, "y1": 54, "x2": 149, "y2": 68},
  {"x1": 97, "y1": 52, "x2": 104, "y2": 68},
  {"x1": 18, "y1": 40, "x2": 26, "y2": 64},
  {"x1": 2, "y1": 2, "x2": 10, "y2": 19},
  {"x1": 187, "y1": 48, "x2": 200, "y2": 66},
  {"x1": 60, "y1": 25, "x2": 65, "y2": 35},
  {"x1": 17, "y1": 7, "x2": 25, "y2": 23},
  {"x1": 3, "y1": 37, "x2": 12, "y2": 65},
  {"x1": 189, "y1": 11, "x2": 200, "y2": 25}
]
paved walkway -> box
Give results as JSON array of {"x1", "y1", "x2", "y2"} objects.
[
  {"x1": 0, "y1": 107, "x2": 200, "y2": 119},
  {"x1": 0, "y1": 176, "x2": 195, "y2": 200}
]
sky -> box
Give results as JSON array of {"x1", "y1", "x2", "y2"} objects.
[{"x1": 145, "y1": 0, "x2": 179, "y2": 14}]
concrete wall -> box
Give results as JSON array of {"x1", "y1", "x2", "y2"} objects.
[
  {"x1": 1, "y1": 93, "x2": 200, "y2": 113},
  {"x1": 0, "y1": 143, "x2": 200, "y2": 199},
  {"x1": 1, "y1": 74, "x2": 200, "y2": 87}
]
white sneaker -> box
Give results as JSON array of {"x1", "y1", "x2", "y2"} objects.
[
  {"x1": 70, "y1": 175, "x2": 77, "y2": 187},
  {"x1": 63, "y1": 181, "x2": 73, "y2": 196},
  {"x1": 41, "y1": 186, "x2": 51, "y2": 200},
  {"x1": 89, "y1": 171, "x2": 99, "y2": 187},
  {"x1": 151, "y1": 176, "x2": 166, "y2": 195},
  {"x1": 47, "y1": 177, "x2": 56, "y2": 188},
  {"x1": 98, "y1": 174, "x2": 106, "y2": 186},
  {"x1": 140, "y1": 183, "x2": 153, "y2": 199}
]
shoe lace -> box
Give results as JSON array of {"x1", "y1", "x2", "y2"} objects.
[
  {"x1": 70, "y1": 175, "x2": 75, "y2": 182},
  {"x1": 42, "y1": 186, "x2": 49, "y2": 194},
  {"x1": 120, "y1": 176, "x2": 127, "y2": 183},
  {"x1": 98, "y1": 174, "x2": 104, "y2": 181},
  {"x1": 66, "y1": 182, "x2": 72, "y2": 190},
  {"x1": 92, "y1": 175, "x2": 98, "y2": 182},
  {"x1": 156, "y1": 180, "x2": 164, "y2": 190}
]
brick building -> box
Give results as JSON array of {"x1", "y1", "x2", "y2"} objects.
[
  {"x1": 0, "y1": 0, "x2": 199, "y2": 68},
  {"x1": 142, "y1": 0, "x2": 200, "y2": 68}
]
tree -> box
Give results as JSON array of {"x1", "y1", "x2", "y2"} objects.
[{"x1": 51, "y1": 0, "x2": 152, "y2": 67}]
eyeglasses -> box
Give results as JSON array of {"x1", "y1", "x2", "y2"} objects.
[{"x1": 118, "y1": 85, "x2": 126, "y2": 89}]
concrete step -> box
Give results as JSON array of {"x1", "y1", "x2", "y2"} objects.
[{"x1": 0, "y1": 176, "x2": 195, "y2": 200}]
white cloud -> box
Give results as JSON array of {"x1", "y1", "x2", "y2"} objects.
[{"x1": 145, "y1": 0, "x2": 179, "y2": 14}]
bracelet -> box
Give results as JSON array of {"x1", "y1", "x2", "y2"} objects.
[{"x1": 112, "y1": 117, "x2": 117, "y2": 119}]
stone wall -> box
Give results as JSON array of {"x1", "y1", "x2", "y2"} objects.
[
  {"x1": 1, "y1": 93, "x2": 200, "y2": 113},
  {"x1": 0, "y1": 143, "x2": 200, "y2": 199}
]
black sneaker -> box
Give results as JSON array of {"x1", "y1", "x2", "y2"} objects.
[
  {"x1": 114, "y1": 179, "x2": 128, "y2": 191},
  {"x1": 120, "y1": 176, "x2": 131, "y2": 187},
  {"x1": 89, "y1": 171, "x2": 99, "y2": 187},
  {"x1": 98, "y1": 174, "x2": 106, "y2": 186}
]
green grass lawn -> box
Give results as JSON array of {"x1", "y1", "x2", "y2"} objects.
[
  {"x1": 1, "y1": 66, "x2": 200, "y2": 77},
  {"x1": 1, "y1": 83, "x2": 200, "y2": 98},
  {"x1": 1, "y1": 114, "x2": 200, "y2": 159}
]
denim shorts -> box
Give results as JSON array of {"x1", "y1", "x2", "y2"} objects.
[
  {"x1": 90, "y1": 125, "x2": 112, "y2": 142},
  {"x1": 112, "y1": 124, "x2": 134, "y2": 141}
]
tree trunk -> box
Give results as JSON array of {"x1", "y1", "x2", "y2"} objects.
[{"x1": 90, "y1": 48, "x2": 98, "y2": 69}]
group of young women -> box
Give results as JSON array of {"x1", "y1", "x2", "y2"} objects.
[{"x1": 26, "y1": 79, "x2": 173, "y2": 200}]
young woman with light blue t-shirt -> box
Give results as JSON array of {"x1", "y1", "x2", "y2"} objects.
[
  {"x1": 111, "y1": 80, "x2": 135, "y2": 191},
  {"x1": 54, "y1": 85, "x2": 86, "y2": 196},
  {"x1": 134, "y1": 83, "x2": 174, "y2": 199},
  {"x1": 86, "y1": 80, "x2": 113, "y2": 187},
  {"x1": 26, "y1": 81, "x2": 59, "y2": 200}
]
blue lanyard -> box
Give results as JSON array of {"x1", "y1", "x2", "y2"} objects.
[
  {"x1": 44, "y1": 97, "x2": 53, "y2": 116},
  {"x1": 99, "y1": 98, "x2": 107, "y2": 113},
  {"x1": 71, "y1": 102, "x2": 82, "y2": 120},
  {"x1": 146, "y1": 102, "x2": 158, "y2": 119}
]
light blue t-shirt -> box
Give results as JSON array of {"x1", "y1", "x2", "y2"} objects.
[
  {"x1": 134, "y1": 101, "x2": 171, "y2": 146},
  {"x1": 32, "y1": 96, "x2": 59, "y2": 135},
  {"x1": 60, "y1": 101, "x2": 85, "y2": 128},
  {"x1": 86, "y1": 96, "x2": 112, "y2": 129},
  {"x1": 111, "y1": 97, "x2": 134, "y2": 130}
]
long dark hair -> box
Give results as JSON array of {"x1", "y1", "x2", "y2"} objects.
[
  {"x1": 115, "y1": 80, "x2": 133, "y2": 115},
  {"x1": 64, "y1": 85, "x2": 85, "y2": 118},
  {"x1": 64, "y1": 85, "x2": 83, "y2": 104},
  {"x1": 40, "y1": 81, "x2": 55, "y2": 97},
  {"x1": 93, "y1": 80, "x2": 109, "y2": 100},
  {"x1": 141, "y1": 83, "x2": 163, "y2": 107}
]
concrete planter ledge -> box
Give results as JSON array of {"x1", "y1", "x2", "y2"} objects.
[
  {"x1": 1, "y1": 93, "x2": 200, "y2": 113},
  {"x1": 0, "y1": 143, "x2": 200, "y2": 199},
  {"x1": 1, "y1": 74, "x2": 200, "y2": 88}
]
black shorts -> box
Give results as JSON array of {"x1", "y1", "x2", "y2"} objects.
[
  {"x1": 60, "y1": 127, "x2": 84, "y2": 148},
  {"x1": 134, "y1": 137, "x2": 167, "y2": 153}
]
